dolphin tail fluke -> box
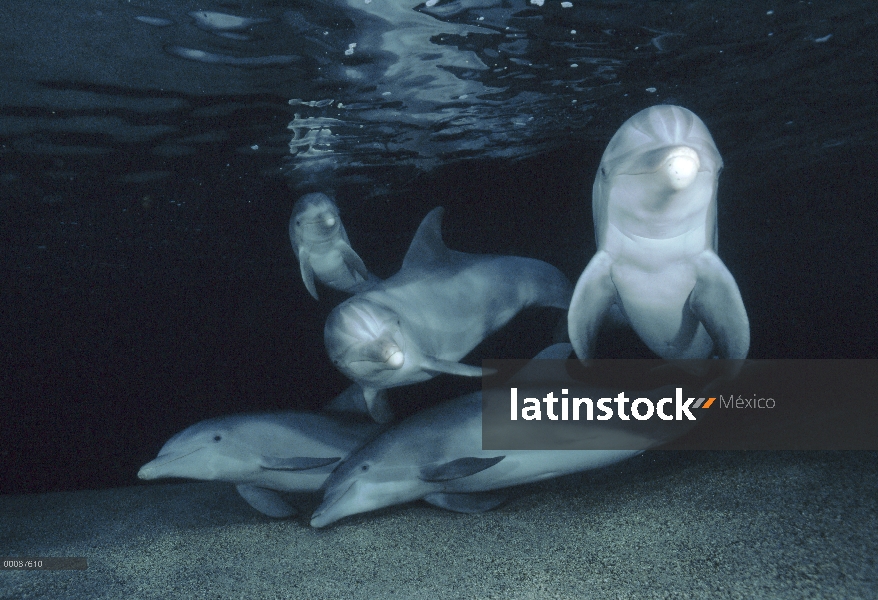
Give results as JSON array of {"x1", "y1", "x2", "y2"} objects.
[
  {"x1": 235, "y1": 484, "x2": 297, "y2": 518},
  {"x1": 688, "y1": 250, "x2": 750, "y2": 360},
  {"x1": 568, "y1": 250, "x2": 618, "y2": 361},
  {"x1": 423, "y1": 491, "x2": 509, "y2": 513},
  {"x1": 363, "y1": 387, "x2": 395, "y2": 423},
  {"x1": 298, "y1": 250, "x2": 320, "y2": 300}
]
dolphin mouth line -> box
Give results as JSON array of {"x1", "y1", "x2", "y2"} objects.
[
  {"x1": 146, "y1": 447, "x2": 203, "y2": 469},
  {"x1": 349, "y1": 352, "x2": 404, "y2": 370}
]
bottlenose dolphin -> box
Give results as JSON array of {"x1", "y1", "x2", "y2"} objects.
[
  {"x1": 289, "y1": 192, "x2": 376, "y2": 300},
  {"x1": 324, "y1": 207, "x2": 573, "y2": 422},
  {"x1": 310, "y1": 344, "x2": 675, "y2": 528},
  {"x1": 138, "y1": 394, "x2": 381, "y2": 518},
  {"x1": 568, "y1": 105, "x2": 749, "y2": 361}
]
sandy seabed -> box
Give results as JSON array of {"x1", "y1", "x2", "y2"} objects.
[{"x1": 1, "y1": 451, "x2": 876, "y2": 600}]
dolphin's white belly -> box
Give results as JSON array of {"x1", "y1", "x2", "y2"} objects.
[
  {"x1": 309, "y1": 241, "x2": 363, "y2": 286},
  {"x1": 252, "y1": 470, "x2": 334, "y2": 493},
  {"x1": 440, "y1": 450, "x2": 641, "y2": 493},
  {"x1": 604, "y1": 223, "x2": 713, "y2": 358},
  {"x1": 309, "y1": 247, "x2": 345, "y2": 273}
]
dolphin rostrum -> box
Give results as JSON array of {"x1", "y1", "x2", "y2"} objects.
[
  {"x1": 323, "y1": 207, "x2": 573, "y2": 422},
  {"x1": 138, "y1": 391, "x2": 382, "y2": 518},
  {"x1": 289, "y1": 192, "x2": 377, "y2": 300},
  {"x1": 568, "y1": 105, "x2": 749, "y2": 361},
  {"x1": 310, "y1": 344, "x2": 682, "y2": 528}
]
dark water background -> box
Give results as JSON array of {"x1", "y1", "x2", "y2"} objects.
[{"x1": 1, "y1": 0, "x2": 876, "y2": 495}]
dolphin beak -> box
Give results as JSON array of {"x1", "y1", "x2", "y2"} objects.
[
  {"x1": 384, "y1": 347, "x2": 404, "y2": 369},
  {"x1": 349, "y1": 340, "x2": 404, "y2": 371},
  {"x1": 137, "y1": 459, "x2": 165, "y2": 480},
  {"x1": 311, "y1": 480, "x2": 358, "y2": 528},
  {"x1": 662, "y1": 146, "x2": 700, "y2": 190},
  {"x1": 137, "y1": 448, "x2": 202, "y2": 480},
  {"x1": 299, "y1": 213, "x2": 337, "y2": 231}
]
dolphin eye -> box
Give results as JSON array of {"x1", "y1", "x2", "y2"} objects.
[
  {"x1": 360, "y1": 464, "x2": 369, "y2": 472},
  {"x1": 601, "y1": 167, "x2": 607, "y2": 177},
  {"x1": 213, "y1": 435, "x2": 222, "y2": 442}
]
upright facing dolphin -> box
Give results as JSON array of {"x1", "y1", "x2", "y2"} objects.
[
  {"x1": 568, "y1": 105, "x2": 749, "y2": 361},
  {"x1": 289, "y1": 192, "x2": 377, "y2": 300},
  {"x1": 138, "y1": 399, "x2": 382, "y2": 518},
  {"x1": 310, "y1": 344, "x2": 676, "y2": 528},
  {"x1": 324, "y1": 207, "x2": 572, "y2": 422}
]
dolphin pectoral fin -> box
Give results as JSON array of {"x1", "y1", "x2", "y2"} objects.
[
  {"x1": 298, "y1": 250, "x2": 319, "y2": 300},
  {"x1": 260, "y1": 456, "x2": 341, "y2": 471},
  {"x1": 689, "y1": 251, "x2": 750, "y2": 359},
  {"x1": 340, "y1": 245, "x2": 370, "y2": 281},
  {"x1": 568, "y1": 250, "x2": 617, "y2": 361},
  {"x1": 419, "y1": 455, "x2": 505, "y2": 482},
  {"x1": 423, "y1": 491, "x2": 509, "y2": 513},
  {"x1": 235, "y1": 484, "x2": 297, "y2": 518},
  {"x1": 421, "y1": 357, "x2": 485, "y2": 378},
  {"x1": 363, "y1": 387, "x2": 394, "y2": 423}
]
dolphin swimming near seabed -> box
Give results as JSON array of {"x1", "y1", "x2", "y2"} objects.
[
  {"x1": 310, "y1": 344, "x2": 680, "y2": 528},
  {"x1": 323, "y1": 207, "x2": 573, "y2": 423},
  {"x1": 138, "y1": 389, "x2": 382, "y2": 518},
  {"x1": 289, "y1": 192, "x2": 377, "y2": 300},
  {"x1": 568, "y1": 105, "x2": 749, "y2": 361}
]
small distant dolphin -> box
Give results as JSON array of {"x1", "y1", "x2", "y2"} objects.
[
  {"x1": 138, "y1": 390, "x2": 382, "y2": 518},
  {"x1": 289, "y1": 192, "x2": 377, "y2": 300},
  {"x1": 310, "y1": 344, "x2": 675, "y2": 528},
  {"x1": 568, "y1": 105, "x2": 749, "y2": 361},
  {"x1": 324, "y1": 207, "x2": 573, "y2": 422}
]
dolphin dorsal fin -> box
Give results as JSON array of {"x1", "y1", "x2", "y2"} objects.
[{"x1": 400, "y1": 207, "x2": 452, "y2": 273}]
